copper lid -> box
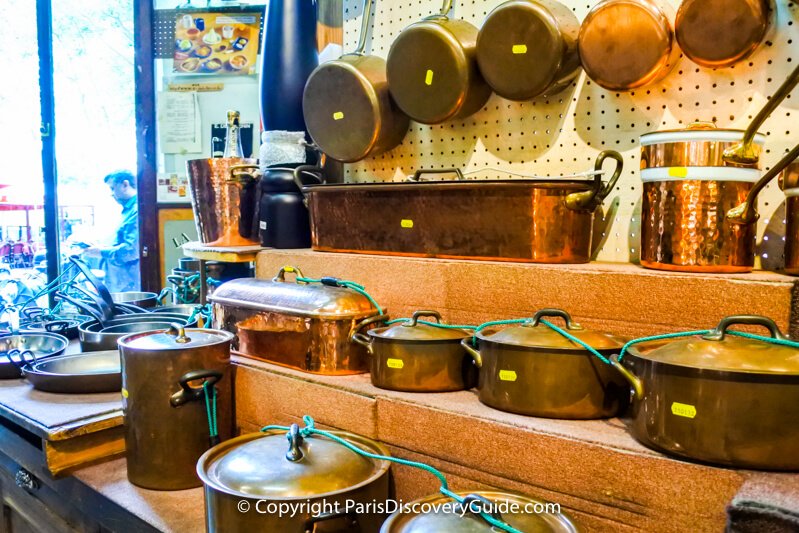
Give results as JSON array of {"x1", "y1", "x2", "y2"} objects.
[
  {"x1": 476, "y1": 0, "x2": 578, "y2": 100},
  {"x1": 198, "y1": 428, "x2": 390, "y2": 498},
  {"x1": 118, "y1": 325, "x2": 233, "y2": 350},
  {"x1": 578, "y1": 0, "x2": 677, "y2": 91},
  {"x1": 629, "y1": 316, "x2": 799, "y2": 374},
  {"x1": 209, "y1": 267, "x2": 379, "y2": 320},
  {"x1": 368, "y1": 311, "x2": 470, "y2": 342},
  {"x1": 381, "y1": 490, "x2": 580, "y2": 532},
  {"x1": 676, "y1": 0, "x2": 772, "y2": 68},
  {"x1": 387, "y1": 18, "x2": 481, "y2": 123},
  {"x1": 303, "y1": 56, "x2": 385, "y2": 163},
  {"x1": 475, "y1": 309, "x2": 626, "y2": 353}
]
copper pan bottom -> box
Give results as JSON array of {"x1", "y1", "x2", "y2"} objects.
[{"x1": 640, "y1": 260, "x2": 752, "y2": 273}]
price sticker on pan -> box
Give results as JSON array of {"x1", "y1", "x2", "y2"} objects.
[
  {"x1": 333, "y1": 111, "x2": 344, "y2": 120},
  {"x1": 425, "y1": 69, "x2": 434, "y2": 86},
  {"x1": 671, "y1": 402, "x2": 697, "y2": 418},
  {"x1": 511, "y1": 44, "x2": 528, "y2": 54},
  {"x1": 387, "y1": 358, "x2": 404, "y2": 369},
  {"x1": 499, "y1": 370, "x2": 517, "y2": 382},
  {"x1": 401, "y1": 219, "x2": 414, "y2": 228}
]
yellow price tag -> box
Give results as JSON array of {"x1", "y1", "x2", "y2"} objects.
[
  {"x1": 333, "y1": 111, "x2": 344, "y2": 120},
  {"x1": 668, "y1": 167, "x2": 689, "y2": 178},
  {"x1": 499, "y1": 370, "x2": 517, "y2": 382},
  {"x1": 512, "y1": 44, "x2": 527, "y2": 54},
  {"x1": 121, "y1": 388, "x2": 129, "y2": 398},
  {"x1": 671, "y1": 402, "x2": 697, "y2": 419},
  {"x1": 401, "y1": 219, "x2": 414, "y2": 228},
  {"x1": 387, "y1": 358, "x2": 404, "y2": 369},
  {"x1": 425, "y1": 69, "x2": 434, "y2": 86}
]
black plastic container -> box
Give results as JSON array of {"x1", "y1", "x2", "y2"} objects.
[{"x1": 258, "y1": 166, "x2": 315, "y2": 248}]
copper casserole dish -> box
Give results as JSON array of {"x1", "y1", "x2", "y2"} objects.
[{"x1": 210, "y1": 266, "x2": 384, "y2": 375}]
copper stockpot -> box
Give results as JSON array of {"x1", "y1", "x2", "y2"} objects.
[
  {"x1": 186, "y1": 157, "x2": 260, "y2": 247},
  {"x1": 351, "y1": 310, "x2": 475, "y2": 392},
  {"x1": 578, "y1": 0, "x2": 679, "y2": 91},
  {"x1": 210, "y1": 266, "x2": 384, "y2": 375},
  {"x1": 386, "y1": 0, "x2": 492, "y2": 124},
  {"x1": 303, "y1": 0, "x2": 409, "y2": 162},
  {"x1": 476, "y1": 0, "x2": 580, "y2": 101},
  {"x1": 198, "y1": 425, "x2": 391, "y2": 532},
  {"x1": 675, "y1": 0, "x2": 774, "y2": 68},
  {"x1": 611, "y1": 316, "x2": 799, "y2": 470},
  {"x1": 381, "y1": 490, "x2": 580, "y2": 532},
  {"x1": 118, "y1": 325, "x2": 234, "y2": 490},
  {"x1": 462, "y1": 309, "x2": 629, "y2": 419},
  {"x1": 303, "y1": 151, "x2": 623, "y2": 263}
]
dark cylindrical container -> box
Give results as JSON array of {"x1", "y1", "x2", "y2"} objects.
[
  {"x1": 259, "y1": 0, "x2": 318, "y2": 132},
  {"x1": 118, "y1": 326, "x2": 234, "y2": 490},
  {"x1": 258, "y1": 166, "x2": 314, "y2": 248}
]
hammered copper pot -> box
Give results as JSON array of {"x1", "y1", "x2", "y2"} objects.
[
  {"x1": 611, "y1": 315, "x2": 799, "y2": 470},
  {"x1": 785, "y1": 161, "x2": 799, "y2": 274},
  {"x1": 186, "y1": 157, "x2": 260, "y2": 246}
]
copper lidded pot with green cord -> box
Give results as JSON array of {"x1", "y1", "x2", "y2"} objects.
[
  {"x1": 610, "y1": 315, "x2": 799, "y2": 470},
  {"x1": 462, "y1": 308, "x2": 629, "y2": 419},
  {"x1": 351, "y1": 310, "x2": 476, "y2": 392}
]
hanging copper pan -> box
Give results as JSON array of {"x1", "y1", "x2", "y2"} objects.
[
  {"x1": 303, "y1": 0, "x2": 409, "y2": 162},
  {"x1": 578, "y1": 0, "x2": 679, "y2": 91},
  {"x1": 476, "y1": 0, "x2": 580, "y2": 101},
  {"x1": 675, "y1": 0, "x2": 775, "y2": 68},
  {"x1": 386, "y1": 0, "x2": 492, "y2": 124}
]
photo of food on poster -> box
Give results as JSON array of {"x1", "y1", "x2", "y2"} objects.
[{"x1": 173, "y1": 12, "x2": 260, "y2": 76}]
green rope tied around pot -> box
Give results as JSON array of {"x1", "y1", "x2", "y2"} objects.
[
  {"x1": 187, "y1": 304, "x2": 213, "y2": 327},
  {"x1": 202, "y1": 380, "x2": 218, "y2": 444},
  {"x1": 470, "y1": 318, "x2": 613, "y2": 365},
  {"x1": 617, "y1": 328, "x2": 799, "y2": 362},
  {"x1": 261, "y1": 416, "x2": 524, "y2": 533},
  {"x1": 296, "y1": 276, "x2": 385, "y2": 315},
  {"x1": 384, "y1": 318, "x2": 477, "y2": 330}
]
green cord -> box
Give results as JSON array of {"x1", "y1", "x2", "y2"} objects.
[
  {"x1": 261, "y1": 416, "x2": 523, "y2": 533},
  {"x1": 202, "y1": 381, "x2": 218, "y2": 438},
  {"x1": 296, "y1": 276, "x2": 385, "y2": 315}
]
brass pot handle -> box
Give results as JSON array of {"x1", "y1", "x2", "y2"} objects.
[
  {"x1": 350, "y1": 314, "x2": 388, "y2": 354},
  {"x1": 407, "y1": 310, "x2": 442, "y2": 327},
  {"x1": 460, "y1": 338, "x2": 482, "y2": 368},
  {"x1": 727, "y1": 143, "x2": 799, "y2": 225},
  {"x1": 723, "y1": 64, "x2": 799, "y2": 166},
  {"x1": 304, "y1": 511, "x2": 360, "y2": 532},
  {"x1": 609, "y1": 355, "x2": 644, "y2": 402},
  {"x1": 409, "y1": 168, "x2": 465, "y2": 182},
  {"x1": 272, "y1": 265, "x2": 306, "y2": 283},
  {"x1": 703, "y1": 315, "x2": 786, "y2": 341},
  {"x1": 227, "y1": 164, "x2": 261, "y2": 185},
  {"x1": 170, "y1": 369, "x2": 223, "y2": 408},
  {"x1": 529, "y1": 308, "x2": 583, "y2": 330},
  {"x1": 565, "y1": 150, "x2": 624, "y2": 212},
  {"x1": 166, "y1": 323, "x2": 192, "y2": 344}
]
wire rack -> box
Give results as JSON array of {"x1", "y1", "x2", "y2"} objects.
[{"x1": 341, "y1": 0, "x2": 799, "y2": 268}]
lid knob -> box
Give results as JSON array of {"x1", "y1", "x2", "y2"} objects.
[
  {"x1": 166, "y1": 323, "x2": 191, "y2": 344},
  {"x1": 285, "y1": 424, "x2": 305, "y2": 462}
]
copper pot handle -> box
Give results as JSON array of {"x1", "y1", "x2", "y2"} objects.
[
  {"x1": 460, "y1": 338, "x2": 482, "y2": 368},
  {"x1": 407, "y1": 310, "x2": 442, "y2": 326},
  {"x1": 272, "y1": 265, "x2": 306, "y2": 283},
  {"x1": 169, "y1": 369, "x2": 223, "y2": 408},
  {"x1": 292, "y1": 165, "x2": 325, "y2": 207},
  {"x1": 703, "y1": 315, "x2": 786, "y2": 341},
  {"x1": 304, "y1": 510, "x2": 361, "y2": 532},
  {"x1": 609, "y1": 355, "x2": 644, "y2": 401},
  {"x1": 529, "y1": 308, "x2": 583, "y2": 330},
  {"x1": 565, "y1": 150, "x2": 624, "y2": 212},
  {"x1": 350, "y1": 314, "x2": 389, "y2": 354},
  {"x1": 408, "y1": 168, "x2": 465, "y2": 182},
  {"x1": 724, "y1": 64, "x2": 799, "y2": 166},
  {"x1": 227, "y1": 164, "x2": 261, "y2": 185},
  {"x1": 727, "y1": 143, "x2": 799, "y2": 225}
]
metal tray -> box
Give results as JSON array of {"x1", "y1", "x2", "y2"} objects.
[{"x1": 23, "y1": 350, "x2": 121, "y2": 394}]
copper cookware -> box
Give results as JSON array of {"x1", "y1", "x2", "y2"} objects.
[
  {"x1": 186, "y1": 157, "x2": 260, "y2": 246},
  {"x1": 476, "y1": 0, "x2": 580, "y2": 100},
  {"x1": 351, "y1": 310, "x2": 475, "y2": 392},
  {"x1": 462, "y1": 309, "x2": 628, "y2": 419},
  {"x1": 302, "y1": 151, "x2": 623, "y2": 263},
  {"x1": 675, "y1": 0, "x2": 774, "y2": 68},
  {"x1": 386, "y1": 0, "x2": 492, "y2": 124},
  {"x1": 210, "y1": 266, "x2": 384, "y2": 375},
  {"x1": 611, "y1": 315, "x2": 799, "y2": 470},
  {"x1": 303, "y1": 0, "x2": 408, "y2": 162},
  {"x1": 198, "y1": 424, "x2": 391, "y2": 532},
  {"x1": 381, "y1": 490, "x2": 580, "y2": 532},
  {"x1": 578, "y1": 0, "x2": 679, "y2": 91}
]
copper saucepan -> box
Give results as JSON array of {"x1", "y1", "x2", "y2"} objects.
[
  {"x1": 578, "y1": 0, "x2": 679, "y2": 91},
  {"x1": 303, "y1": 0, "x2": 409, "y2": 162},
  {"x1": 476, "y1": 0, "x2": 581, "y2": 101},
  {"x1": 386, "y1": 0, "x2": 492, "y2": 124}
]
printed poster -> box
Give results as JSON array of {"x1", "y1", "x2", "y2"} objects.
[{"x1": 173, "y1": 12, "x2": 260, "y2": 76}]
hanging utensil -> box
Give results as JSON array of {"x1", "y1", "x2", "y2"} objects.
[
  {"x1": 386, "y1": 0, "x2": 492, "y2": 124},
  {"x1": 303, "y1": 0, "x2": 409, "y2": 162}
]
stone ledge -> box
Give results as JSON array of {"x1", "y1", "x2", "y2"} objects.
[
  {"x1": 255, "y1": 249, "x2": 796, "y2": 338},
  {"x1": 233, "y1": 356, "x2": 777, "y2": 533}
]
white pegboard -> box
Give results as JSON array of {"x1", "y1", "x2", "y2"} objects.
[{"x1": 341, "y1": 0, "x2": 799, "y2": 268}]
